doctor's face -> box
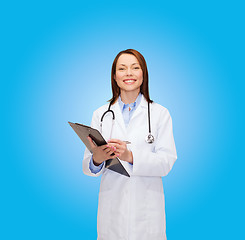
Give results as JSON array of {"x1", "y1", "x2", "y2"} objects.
[{"x1": 114, "y1": 54, "x2": 143, "y2": 95}]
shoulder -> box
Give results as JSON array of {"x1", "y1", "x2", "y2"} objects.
[
  {"x1": 151, "y1": 101, "x2": 170, "y2": 115},
  {"x1": 141, "y1": 96, "x2": 172, "y2": 118},
  {"x1": 150, "y1": 102, "x2": 174, "y2": 130},
  {"x1": 92, "y1": 102, "x2": 110, "y2": 117},
  {"x1": 90, "y1": 102, "x2": 110, "y2": 128},
  {"x1": 151, "y1": 101, "x2": 174, "y2": 125}
]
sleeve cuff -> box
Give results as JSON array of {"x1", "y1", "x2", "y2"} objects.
[{"x1": 89, "y1": 156, "x2": 104, "y2": 174}]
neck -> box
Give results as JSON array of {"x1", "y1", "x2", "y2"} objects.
[{"x1": 120, "y1": 90, "x2": 140, "y2": 104}]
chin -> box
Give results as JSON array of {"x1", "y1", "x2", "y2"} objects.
[{"x1": 121, "y1": 87, "x2": 141, "y2": 92}]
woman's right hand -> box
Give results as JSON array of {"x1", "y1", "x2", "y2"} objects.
[{"x1": 87, "y1": 136, "x2": 116, "y2": 166}]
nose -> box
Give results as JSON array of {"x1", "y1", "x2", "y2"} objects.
[{"x1": 126, "y1": 68, "x2": 133, "y2": 76}]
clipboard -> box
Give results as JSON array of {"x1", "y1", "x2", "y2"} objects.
[{"x1": 68, "y1": 121, "x2": 130, "y2": 177}]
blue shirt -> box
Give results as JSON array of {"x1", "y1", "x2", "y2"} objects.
[
  {"x1": 89, "y1": 93, "x2": 142, "y2": 173},
  {"x1": 118, "y1": 93, "x2": 142, "y2": 127}
]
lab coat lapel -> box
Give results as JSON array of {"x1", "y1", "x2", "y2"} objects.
[
  {"x1": 111, "y1": 100, "x2": 133, "y2": 175},
  {"x1": 111, "y1": 100, "x2": 127, "y2": 135},
  {"x1": 130, "y1": 95, "x2": 148, "y2": 122}
]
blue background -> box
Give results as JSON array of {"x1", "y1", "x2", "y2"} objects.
[{"x1": 1, "y1": 0, "x2": 244, "y2": 239}]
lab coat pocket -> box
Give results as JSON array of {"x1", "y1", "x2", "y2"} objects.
[{"x1": 97, "y1": 191, "x2": 111, "y2": 237}]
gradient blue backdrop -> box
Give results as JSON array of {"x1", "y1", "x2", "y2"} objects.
[{"x1": 1, "y1": 1, "x2": 244, "y2": 239}]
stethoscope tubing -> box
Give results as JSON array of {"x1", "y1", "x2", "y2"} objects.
[
  {"x1": 148, "y1": 101, "x2": 151, "y2": 134},
  {"x1": 100, "y1": 102, "x2": 115, "y2": 122},
  {"x1": 101, "y1": 100, "x2": 154, "y2": 144}
]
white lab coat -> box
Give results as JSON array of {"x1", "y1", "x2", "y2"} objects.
[{"x1": 83, "y1": 96, "x2": 177, "y2": 240}]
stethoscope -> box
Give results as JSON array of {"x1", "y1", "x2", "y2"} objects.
[{"x1": 100, "y1": 101, "x2": 155, "y2": 144}]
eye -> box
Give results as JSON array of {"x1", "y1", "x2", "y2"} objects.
[
  {"x1": 119, "y1": 68, "x2": 125, "y2": 70},
  {"x1": 134, "y1": 67, "x2": 140, "y2": 69}
]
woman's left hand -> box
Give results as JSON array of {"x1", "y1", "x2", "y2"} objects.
[{"x1": 107, "y1": 139, "x2": 133, "y2": 164}]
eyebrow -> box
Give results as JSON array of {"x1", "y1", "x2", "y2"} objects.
[{"x1": 118, "y1": 63, "x2": 139, "y2": 66}]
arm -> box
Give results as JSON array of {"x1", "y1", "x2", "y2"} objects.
[
  {"x1": 131, "y1": 109, "x2": 177, "y2": 177},
  {"x1": 82, "y1": 110, "x2": 115, "y2": 177},
  {"x1": 83, "y1": 111, "x2": 101, "y2": 176}
]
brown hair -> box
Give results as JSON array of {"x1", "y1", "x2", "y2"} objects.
[{"x1": 109, "y1": 49, "x2": 153, "y2": 104}]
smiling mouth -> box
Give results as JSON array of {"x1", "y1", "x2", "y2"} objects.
[{"x1": 123, "y1": 79, "x2": 136, "y2": 84}]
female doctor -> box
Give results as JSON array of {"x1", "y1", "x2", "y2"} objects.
[{"x1": 83, "y1": 49, "x2": 177, "y2": 240}]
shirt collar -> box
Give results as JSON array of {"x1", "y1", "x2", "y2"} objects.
[{"x1": 118, "y1": 93, "x2": 142, "y2": 112}]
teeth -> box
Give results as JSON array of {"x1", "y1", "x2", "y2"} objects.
[{"x1": 124, "y1": 80, "x2": 135, "y2": 83}]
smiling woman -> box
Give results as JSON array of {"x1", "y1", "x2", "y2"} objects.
[
  {"x1": 114, "y1": 54, "x2": 143, "y2": 103},
  {"x1": 110, "y1": 49, "x2": 153, "y2": 105},
  {"x1": 82, "y1": 49, "x2": 177, "y2": 240}
]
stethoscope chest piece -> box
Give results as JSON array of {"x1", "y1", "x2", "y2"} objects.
[{"x1": 145, "y1": 134, "x2": 154, "y2": 144}]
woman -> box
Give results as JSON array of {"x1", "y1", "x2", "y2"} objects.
[{"x1": 83, "y1": 49, "x2": 177, "y2": 240}]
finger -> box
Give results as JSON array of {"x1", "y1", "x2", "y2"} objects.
[
  {"x1": 87, "y1": 136, "x2": 96, "y2": 148},
  {"x1": 108, "y1": 141, "x2": 127, "y2": 151},
  {"x1": 107, "y1": 142, "x2": 120, "y2": 149},
  {"x1": 106, "y1": 149, "x2": 115, "y2": 156},
  {"x1": 108, "y1": 143, "x2": 127, "y2": 153},
  {"x1": 100, "y1": 145, "x2": 110, "y2": 151},
  {"x1": 104, "y1": 147, "x2": 114, "y2": 154},
  {"x1": 105, "y1": 143, "x2": 117, "y2": 151},
  {"x1": 103, "y1": 149, "x2": 115, "y2": 158},
  {"x1": 113, "y1": 151, "x2": 120, "y2": 157},
  {"x1": 107, "y1": 139, "x2": 123, "y2": 144}
]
